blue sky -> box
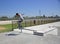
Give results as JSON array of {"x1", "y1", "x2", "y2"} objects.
[{"x1": 0, "y1": 0, "x2": 60, "y2": 17}]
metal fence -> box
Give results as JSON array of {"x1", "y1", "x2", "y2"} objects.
[{"x1": 12, "y1": 19, "x2": 60, "y2": 30}]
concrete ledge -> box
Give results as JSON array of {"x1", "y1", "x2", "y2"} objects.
[
  {"x1": 14, "y1": 26, "x2": 57, "y2": 36},
  {"x1": 14, "y1": 21, "x2": 60, "y2": 36}
]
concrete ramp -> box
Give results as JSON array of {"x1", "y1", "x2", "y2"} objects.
[
  {"x1": 25, "y1": 26, "x2": 57, "y2": 36},
  {"x1": 14, "y1": 21, "x2": 60, "y2": 36},
  {"x1": 14, "y1": 26, "x2": 57, "y2": 36}
]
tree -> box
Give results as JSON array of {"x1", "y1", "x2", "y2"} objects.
[
  {"x1": 55, "y1": 15, "x2": 59, "y2": 18},
  {"x1": 0, "y1": 16, "x2": 8, "y2": 20},
  {"x1": 43, "y1": 14, "x2": 46, "y2": 18}
]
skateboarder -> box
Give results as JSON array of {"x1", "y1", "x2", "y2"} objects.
[{"x1": 16, "y1": 13, "x2": 24, "y2": 32}]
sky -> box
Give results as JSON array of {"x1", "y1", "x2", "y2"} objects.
[{"x1": 0, "y1": 0, "x2": 60, "y2": 17}]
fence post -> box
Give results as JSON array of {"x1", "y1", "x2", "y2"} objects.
[
  {"x1": 34, "y1": 20, "x2": 36, "y2": 25},
  {"x1": 30, "y1": 20, "x2": 31, "y2": 26},
  {"x1": 12, "y1": 21, "x2": 13, "y2": 31},
  {"x1": 25, "y1": 21, "x2": 26, "y2": 27}
]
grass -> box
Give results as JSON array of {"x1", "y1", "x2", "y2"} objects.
[{"x1": 0, "y1": 24, "x2": 12, "y2": 33}]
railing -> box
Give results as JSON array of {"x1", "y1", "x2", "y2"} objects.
[{"x1": 12, "y1": 19, "x2": 60, "y2": 30}]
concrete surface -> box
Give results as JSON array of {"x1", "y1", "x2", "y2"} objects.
[
  {"x1": 0, "y1": 21, "x2": 60, "y2": 44},
  {"x1": 14, "y1": 21, "x2": 60, "y2": 36},
  {"x1": 0, "y1": 21, "x2": 12, "y2": 25},
  {"x1": 0, "y1": 31, "x2": 60, "y2": 44}
]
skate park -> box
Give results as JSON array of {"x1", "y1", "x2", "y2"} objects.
[
  {"x1": 0, "y1": 15, "x2": 60, "y2": 44},
  {"x1": 0, "y1": 0, "x2": 60, "y2": 44}
]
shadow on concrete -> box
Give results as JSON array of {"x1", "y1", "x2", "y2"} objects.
[{"x1": 5, "y1": 33, "x2": 19, "y2": 36}]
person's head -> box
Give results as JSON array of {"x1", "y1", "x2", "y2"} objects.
[{"x1": 16, "y1": 13, "x2": 20, "y2": 17}]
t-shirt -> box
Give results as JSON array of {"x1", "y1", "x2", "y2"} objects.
[{"x1": 18, "y1": 14, "x2": 24, "y2": 22}]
